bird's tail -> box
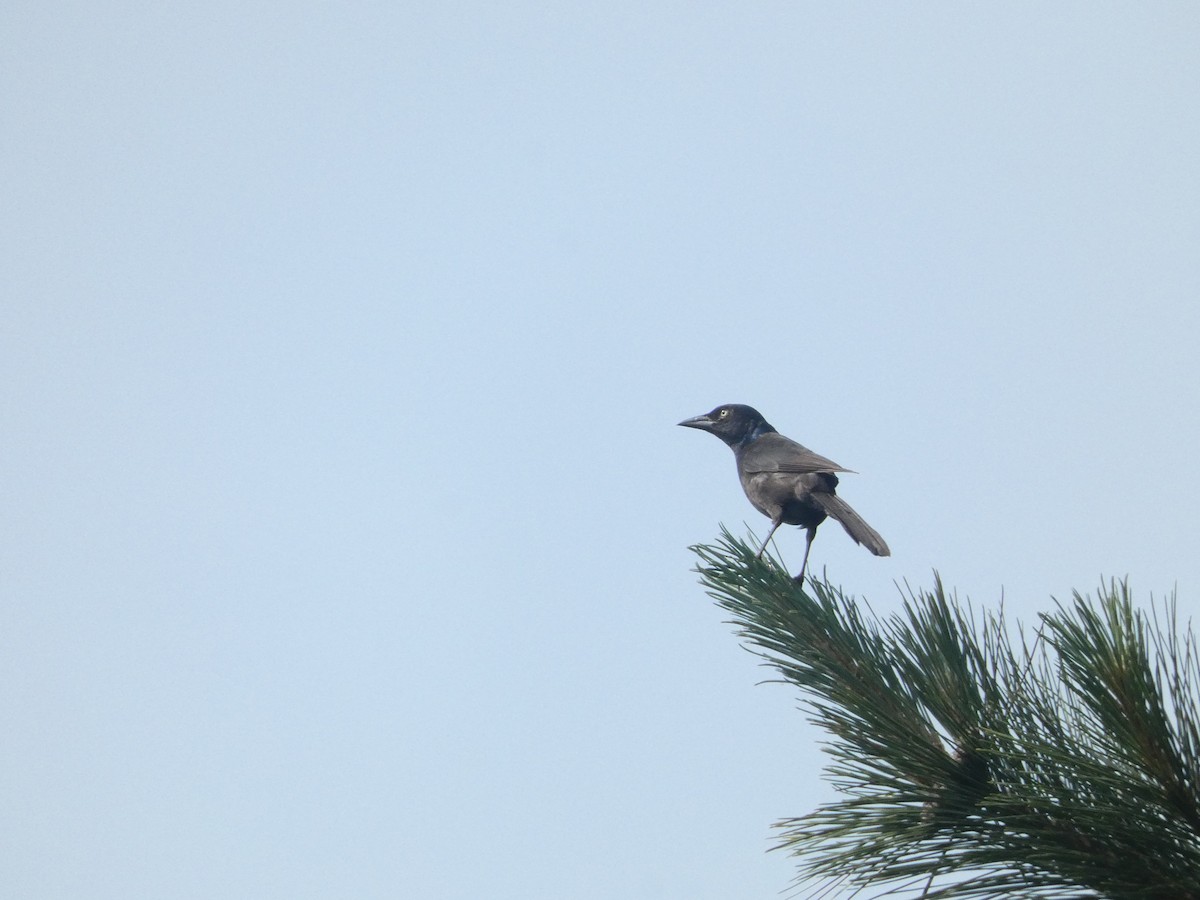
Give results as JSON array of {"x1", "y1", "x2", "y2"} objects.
[{"x1": 812, "y1": 494, "x2": 890, "y2": 557}]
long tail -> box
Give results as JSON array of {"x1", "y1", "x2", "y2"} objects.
[{"x1": 812, "y1": 494, "x2": 890, "y2": 557}]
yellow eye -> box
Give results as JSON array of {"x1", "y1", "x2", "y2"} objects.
[{"x1": 718, "y1": 408, "x2": 729, "y2": 418}]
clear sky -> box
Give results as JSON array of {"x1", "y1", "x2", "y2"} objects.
[{"x1": 3, "y1": 4, "x2": 1198, "y2": 898}]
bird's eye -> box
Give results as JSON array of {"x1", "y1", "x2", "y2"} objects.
[{"x1": 718, "y1": 409, "x2": 729, "y2": 418}]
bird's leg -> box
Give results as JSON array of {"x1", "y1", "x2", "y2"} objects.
[
  {"x1": 794, "y1": 526, "x2": 817, "y2": 583},
  {"x1": 756, "y1": 518, "x2": 783, "y2": 559}
]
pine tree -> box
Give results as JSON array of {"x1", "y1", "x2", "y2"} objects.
[{"x1": 692, "y1": 528, "x2": 1200, "y2": 899}]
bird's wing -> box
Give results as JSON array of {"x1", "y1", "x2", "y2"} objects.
[{"x1": 740, "y1": 433, "x2": 854, "y2": 474}]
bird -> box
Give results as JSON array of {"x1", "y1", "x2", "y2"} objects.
[{"x1": 678, "y1": 404, "x2": 889, "y2": 582}]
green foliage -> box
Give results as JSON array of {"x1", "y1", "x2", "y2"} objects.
[{"x1": 692, "y1": 528, "x2": 1200, "y2": 899}]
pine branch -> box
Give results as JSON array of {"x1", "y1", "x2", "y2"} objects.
[{"x1": 691, "y1": 528, "x2": 1200, "y2": 899}]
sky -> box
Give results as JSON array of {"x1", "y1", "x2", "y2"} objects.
[{"x1": 2, "y1": 3, "x2": 1199, "y2": 898}]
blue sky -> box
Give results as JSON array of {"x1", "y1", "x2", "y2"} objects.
[{"x1": 3, "y1": 4, "x2": 1199, "y2": 898}]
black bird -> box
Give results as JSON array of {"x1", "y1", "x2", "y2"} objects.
[{"x1": 679, "y1": 404, "x2": 889, "y2": 582}]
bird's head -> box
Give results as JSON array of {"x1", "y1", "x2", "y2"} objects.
[{"x1": 677, "y1": 404, "x2": 776, "y2": 449}]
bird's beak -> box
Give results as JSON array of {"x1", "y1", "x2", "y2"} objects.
[{"x1": 677, "y1": 414, "x2": 714, "y2": 430}]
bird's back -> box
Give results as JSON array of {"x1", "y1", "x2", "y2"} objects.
[{"x1": 736, "y1": 432, "x2": 850, "y2": 475}]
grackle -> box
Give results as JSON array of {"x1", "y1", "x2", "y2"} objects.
[{"x1": 679, "y1": 404, "x2": 889, "y2": 582}]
